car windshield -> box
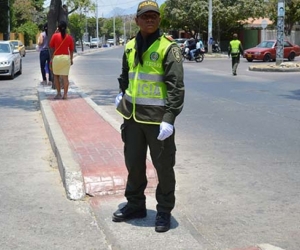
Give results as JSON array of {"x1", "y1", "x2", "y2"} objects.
[
  {"x1": 11, "y1": 41, "x2": 18, "y2": 46},
  {"x1": 91, "y1": 38, "x2": 98, "y2": 42},
  {"x1": 257, "y1": 41, "x2": 275, "y2": 48},
  {"x1": 0, "y1": 44, "x2": 11, "y2": 53}
]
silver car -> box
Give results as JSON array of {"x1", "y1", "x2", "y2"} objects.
[{"x1": 0, "y1": 41, "x2": 22, "y2": 79}]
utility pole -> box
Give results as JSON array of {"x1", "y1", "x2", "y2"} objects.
[
  {"x1": 276, "y1": 0, "x2": 285, "y2": 65},
  {"x1": 207, "y1": 0, "x2": 212, "y2": 53},
  {"x1": 113, "y1": 15, "x2": 116, "y2": 46},
  {"x1": 96, "y1": 0, "x2": 99, "y2": 40}
]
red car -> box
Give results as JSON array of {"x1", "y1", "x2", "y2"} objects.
[{"x1": 243, "y1": 40, "x2": 300, "y2": 62}]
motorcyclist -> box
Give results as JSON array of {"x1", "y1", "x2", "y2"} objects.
[
  {"x1": 190, "y1": 39, "x2": 204, "y2": 59},
  {"x1": 187, "y1": 38, "x2": 196, "y2": 60}
]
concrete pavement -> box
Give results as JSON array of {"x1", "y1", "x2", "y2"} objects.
[
  {"x1": 0, "y1": 63, "x2": 110, "y2": 249},
  {"x1": 34, "y1": 48, "x2": 289, "y2": 249}
]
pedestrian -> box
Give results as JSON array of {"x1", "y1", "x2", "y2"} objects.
[
  {"x1": 113, "y1": 0, "x2": 185, "y2": 233},
  {"x1": 37, "y1": 23, "x2": 52, "y2": 85},
  {"x1": 228, "y1": 33, "x2": 244, "y2": 76},
  {"x1": 49, "y1": 20, "x2": 74, "y2": 99}
]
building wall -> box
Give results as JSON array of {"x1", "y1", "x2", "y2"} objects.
[{"x1": 264, "y1": 30, "x2": 300, "y2": 46}]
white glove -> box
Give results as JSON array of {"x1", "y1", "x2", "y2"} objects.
[
  {"x1": 115, "y1": 93, "x2": 123, "y2": 107},
  {"x1": 157, "y1": 122, "x2": 174, "y2": 141}
]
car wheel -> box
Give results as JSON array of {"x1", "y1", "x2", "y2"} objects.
[
  {"x1": 9, "y1": 64, "x2": 15, "y2": 80},
  {"x1": 288, "y1": 52, "x2": 295, "y2": 61},
  {"x1": 23, "y1": 51, "x2": 26, "y2": 57},
  {"x1": 263, "y1": 54, "x2": 271, "y2": 62},
  {"x1": 246, "y1": 59, "x2": 253, "y2": 62}
]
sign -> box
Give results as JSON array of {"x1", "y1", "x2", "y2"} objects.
[
  {"x1": 261, "y1": 19, "x2": 268, "y2": 29},
  {"x1": 278, "y1": 2, "x2": 284, "y2": 17}
]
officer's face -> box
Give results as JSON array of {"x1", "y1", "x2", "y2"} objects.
[{"x1": 135, "y1": 11, "x2": 161, "y2": 37}]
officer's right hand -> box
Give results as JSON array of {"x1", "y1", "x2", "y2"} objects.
[{"x1": 115, "y1": 93, "x2": 123, "y2": 107}]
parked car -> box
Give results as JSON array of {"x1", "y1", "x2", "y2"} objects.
[
  {"x1": 90, "y1": 38, "x2": 101, "y2": 48},
  {"x1": 174, "y1": 38, "x2": 187, "y2": 49},
  {"x1": 9, "y1": 40, "x2": 26, "y2": 57},
  {"x1": 83, "y1": 41, "x2": 90, "y2": 47},
  {"x1": 107, "y1": 39, "x2": 115, "y2": 46},
  {"x1": 0, "y1": 41, "x2": 22, "y2": 79},
  {"x1": 244, "y1": 40, "x2": 300, "y2": 62}
]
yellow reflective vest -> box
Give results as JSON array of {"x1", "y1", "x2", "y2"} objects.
[
  {"x1": 230, "y1": 39, "x2": 241, "y2": 57},
  {"x1": 116, "y1": 35, "x2": 174, "y2": 124}
]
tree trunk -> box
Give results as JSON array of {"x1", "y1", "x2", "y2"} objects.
[{"x1": 47, "y1": 0, "x2": 68, "y2": 89}]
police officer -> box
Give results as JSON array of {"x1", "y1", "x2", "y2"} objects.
[
  {"x1": 113, "y1": 0, "x2": 185, "y2": 233},
  {"x1": 228, "y1": 33, "x2": 244, "y2": 75}
]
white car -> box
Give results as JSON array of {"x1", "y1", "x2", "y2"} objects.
[
  {"x1": 0, "y1": 41, "x2": 22, "y2": 79},
  {"x1": 90, "y1": 38, "x2": 102, "y2": 48},
  {"x1": 107, "y1": 39, "x2": 115, "y2": 46}
]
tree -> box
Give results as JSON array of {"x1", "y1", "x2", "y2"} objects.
[
  {"x1": 101, "y1": 16, "x2": 123, "y2": 41},
  {"x1": 163, "y1": 0, "x2": 268, "y2": 41},
  {"x1": 68, "y1": 13, "x2": 86, "y2": 50},
  {"x1": 266, "y1": 0, "x2": 300, "y2": 36}
]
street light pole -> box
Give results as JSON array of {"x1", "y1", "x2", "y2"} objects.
[
  {"x1": 207, "y1": 0, "x2": 212, "y2": 53},
  {"x1": 113, "y1": 15, "x2": 116, "y2": 46},
  {"x1": 276, "y1": 0, "x2": 285, "y2": 65},
  {"x1": 96, "y1": 0, "x2": 99, "y2": 39}
]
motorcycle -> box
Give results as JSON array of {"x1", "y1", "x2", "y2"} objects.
[
  {"x1": 212, "y1": 43, "x2": 221, "y2": 53},
  {"x1": 182, "y1": 47, "x2": 205, "y2": 62}
]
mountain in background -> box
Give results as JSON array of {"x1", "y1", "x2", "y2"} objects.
[{"x1": 104, "y1": 0, "x2": 165, "y2": 18}]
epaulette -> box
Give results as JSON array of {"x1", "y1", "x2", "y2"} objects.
[{"x1": 164, "y1": 35, "x2": 174, "y2": 42}]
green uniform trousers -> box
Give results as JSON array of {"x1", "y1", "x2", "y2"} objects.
[
  {"x1": 231, "y1": 54, "x2": 240, "y2": 74},
  {"x1": 121, "y1": 118, "x2": 176, "y2": 214}
]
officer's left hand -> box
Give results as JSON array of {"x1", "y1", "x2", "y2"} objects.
[
  {"x1": 157, "y1": 122, "x2": 174, "y2": 141},
  {"x1": 115, "y1": 93, "x2": 123, "y2": 107}
]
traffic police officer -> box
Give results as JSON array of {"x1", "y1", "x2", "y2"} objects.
[
  {"x1": 113, "y1": 0, "x2": 185, "y2": 233},
  {"x1": 228, "y1": 33, "x2": 244, "y2": 75}
]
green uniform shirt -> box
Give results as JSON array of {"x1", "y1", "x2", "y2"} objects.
[{"x1": 117, "y1": 30, "x2": 185, "y2": 125}]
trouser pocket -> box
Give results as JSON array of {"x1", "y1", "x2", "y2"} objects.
[{"x1": 120, "y1": 123, "x2": 126, "y2": 143}]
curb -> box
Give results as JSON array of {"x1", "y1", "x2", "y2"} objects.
[
  {"x1": 249, "y1": 66, "x2": 300, "y2": 72},
  {"x1": 249, "y1": 61, "x2": 300, "y2": 72},
  {"x1": 38, "y1": 88, "x2": 86, "y2": 200}
]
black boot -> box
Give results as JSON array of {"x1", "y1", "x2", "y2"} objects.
[
  {"x1": 112, "y1": 205, "x2": 147, "y2": 222},
  {"x1": 155, "y1": 212, "x2": 171, "y2": 232}
]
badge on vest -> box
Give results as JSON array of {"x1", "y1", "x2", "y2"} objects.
[{"x1": 150, "y1": 52, "x2": 159, "y2": 61}]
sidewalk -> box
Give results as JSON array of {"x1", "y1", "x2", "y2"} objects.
[
  {"x1": 38, "y1": 83, "x2": 157, "y2": 199},
  {"x1": 37, "y1": 83, "x2": 206, "y2": 250}
]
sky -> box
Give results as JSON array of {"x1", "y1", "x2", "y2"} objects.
[{"x1": 44, "y1": 0, "x2": 165, "y2": 18}]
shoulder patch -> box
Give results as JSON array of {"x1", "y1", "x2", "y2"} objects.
[
  {"x1": 171, "y1": 46, "x2": 182, "y2": 63},
  {"x1": 165, "y1": 35, "x2": 174, "y2": 41}
]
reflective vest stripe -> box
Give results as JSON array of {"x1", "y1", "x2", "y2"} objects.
[
  {"x1": 128, "y1": 72, "x2": 164, "y2": 82},
  {"x1": 124, "y1": 93, "x2": 165, "y2": 106}
]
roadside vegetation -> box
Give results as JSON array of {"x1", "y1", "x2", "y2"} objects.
[{"x1": 0, "y1": 0, "x2": 300, "y2": 48}]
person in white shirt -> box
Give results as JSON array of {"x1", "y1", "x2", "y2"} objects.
[{"x1": 190, "y1": 39, "x2": 204, "y2": 59}]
